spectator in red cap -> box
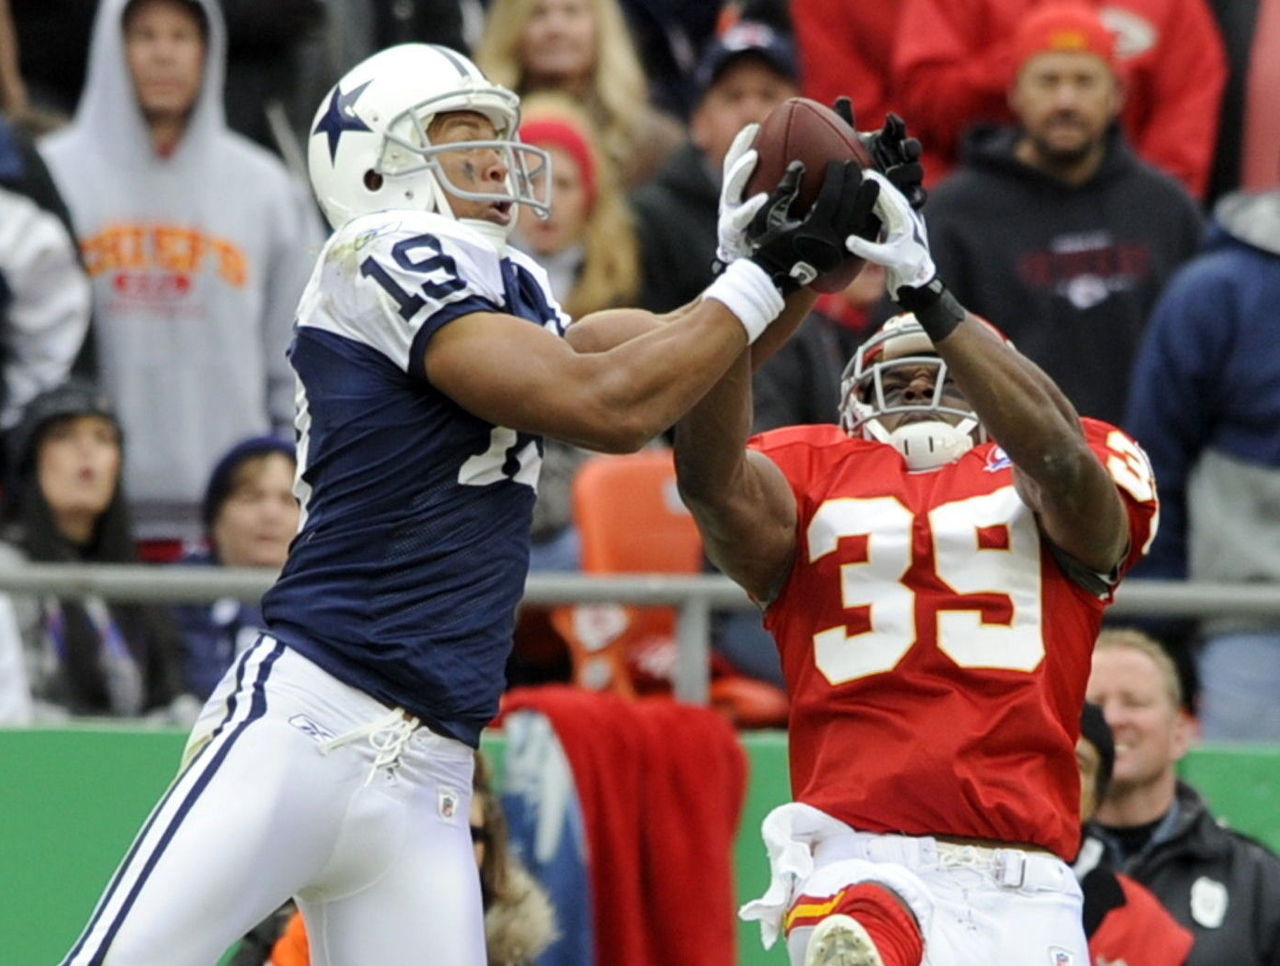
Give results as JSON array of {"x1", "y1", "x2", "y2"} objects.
[
  {"x1": 892, "y1": 0, "x2": 1226, "y2": 199},
  {"x1": 514, "y1": 92, "x2": 639, "y2": 321},
  {"x1": 920, "y1": 1, "x2": 1203, "y2": 425}
]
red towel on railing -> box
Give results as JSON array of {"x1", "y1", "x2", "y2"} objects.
[{"x1": 501, "y1": 685, "x2": 748, "y2": 966}]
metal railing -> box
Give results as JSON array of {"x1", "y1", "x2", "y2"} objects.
[{"x1": 1, "y1": 564, "x2": 1277, "y2": 703}]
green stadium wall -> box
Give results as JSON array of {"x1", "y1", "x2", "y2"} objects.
[{"x1": 2, "y1": 727, "x2": 1277, "y2": 966}]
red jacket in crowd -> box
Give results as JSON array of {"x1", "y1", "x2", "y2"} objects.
[{"x1": 891, "y1": 0, "x2": 1227, "y2": 198}]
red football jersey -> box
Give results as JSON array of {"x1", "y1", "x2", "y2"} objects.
[{"x1": 752, "y1": 419, "x2": 1158, "y2": 859}]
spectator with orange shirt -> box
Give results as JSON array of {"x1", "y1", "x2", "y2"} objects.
[
  {"x1": 509, "y1": 92, "x2": 641, "y2": 575},
  {"x1": 892, "y1": 0, "x2": 1227, "y2": 200}
]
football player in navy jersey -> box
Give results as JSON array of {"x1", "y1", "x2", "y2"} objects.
[{"x1": 58, "y1": 43, "x2": 875, "y2": 966}]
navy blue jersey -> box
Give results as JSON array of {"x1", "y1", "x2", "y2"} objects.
[{"x1": 262, "y1": 211, "x2": 569, "y2": 745}]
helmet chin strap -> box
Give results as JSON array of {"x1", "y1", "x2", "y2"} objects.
[
  {"x1": 425, "y1": 172, "x2": 513, "y2": 254},
  {"x1": 871, "y1": 418, "x2": 979, "y2": 471},
  {"x1": 459, "y1": 218, "x2": 510, "y2": 253}
]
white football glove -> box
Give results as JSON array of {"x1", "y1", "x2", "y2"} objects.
[
  {"x1": 844, "y1": 170, "x2": 937, "y2": 297},
  {"x1": 715, "y1": 123, "x2": 769, "y2": 266}
]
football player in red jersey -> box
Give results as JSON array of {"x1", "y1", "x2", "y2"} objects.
[{"x1": 673, "y1": 169, "x2": 1160, "y2": 966}]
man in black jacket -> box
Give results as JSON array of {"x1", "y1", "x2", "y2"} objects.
[
  {"x1": 1076, "y1": 700, "x2": 1194, "y2": 965},
  {"x1": 923, "y1": 4, "x2": 1203, "y2": 426},
  {"x1": 1085, "y1": 628, "x2": 1280, "y2": 966},
  {"x1": 630, "y1": 19, "x2": 799, "y2": 314}
]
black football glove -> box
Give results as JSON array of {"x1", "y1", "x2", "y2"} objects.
[
  {"x1": 746, "y1": 159, "x2": 881, "y2": 295},
  {"x1": 833, "y1": 97, "x2": 927, "y2": 211}
]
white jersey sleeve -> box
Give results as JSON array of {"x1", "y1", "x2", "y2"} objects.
[
  {"x1": 297, "y1": 211, "x2": 524, "y2": 373},
  {"x1": 0, "y1": 185, "x2": 91, "y2": 429}
]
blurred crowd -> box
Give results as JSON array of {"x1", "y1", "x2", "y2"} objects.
[{"x1": 0, "y1": 0, "x2": 1277, "y2": 746}]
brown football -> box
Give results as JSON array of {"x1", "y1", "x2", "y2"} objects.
[{"x1": 745, "y1": 97, "x2": 879, "y2": 293}]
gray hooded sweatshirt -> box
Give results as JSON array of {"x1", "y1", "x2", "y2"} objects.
[{"x1": 40, "y1": 0, "x2": 323, "y2": 541}]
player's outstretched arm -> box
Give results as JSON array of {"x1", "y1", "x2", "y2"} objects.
[
  {"x1": 426, "y1": 160, "x2": 868, "y2": 454},
  {"x1": 847, "y1": 172, "x2": 1129, "y2": 574},
  {"x1": 933, "y1": 320, "x2": 1128, "y2": 572},
  {"x1": 564, "y1": 286, "x2": 818, "y2": 370},
  {"x1": 672, "y1": 351, "x2": 798, "y2": 603}
]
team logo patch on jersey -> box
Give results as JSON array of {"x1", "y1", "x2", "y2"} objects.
[
  {"x1": 438, "y1": 785, "x2": 462, "y2": 821},
  {"x1": 1048, "y1": 947, "x2": 1076, "y2": 966},
  {"x1": 985, "y1": 446, "x2": 1012, "y2": 472},
  {"x1": 1190, "y1": 876, "x2": 1228, "y2": 928},
  {"x1": 288, "y1": 713, "x2": 336, "y2": 743}
]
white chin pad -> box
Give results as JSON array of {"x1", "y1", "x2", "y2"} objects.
[{"x1": 887, "y1": 420, "x2": 976, "y2": 471}]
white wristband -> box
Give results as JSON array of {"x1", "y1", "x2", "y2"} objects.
[{"x1": 702, "y1": 258, "x2": 785, "y2": 344}]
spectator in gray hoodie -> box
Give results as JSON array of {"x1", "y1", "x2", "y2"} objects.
[{"x1": 40, "y1": 0, "x2": 322, "y2": 555}]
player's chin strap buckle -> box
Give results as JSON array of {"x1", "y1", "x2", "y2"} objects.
[{"x1": 993, "y1": 849, "x2": 1028, "y2": 889}]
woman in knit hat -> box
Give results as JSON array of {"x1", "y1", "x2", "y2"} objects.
[
  {"x1": 173, "y1": 435, "x2": 297, "y2": 700},
  {"x1": 0, "y1": 378, "x2": 187, "y2": 720}
]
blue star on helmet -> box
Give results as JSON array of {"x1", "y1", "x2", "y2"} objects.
[{"x1": 313, "y1": 80, "x2": 373, "y2": 163}]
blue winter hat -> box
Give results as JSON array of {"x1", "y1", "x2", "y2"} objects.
[
  {"x1": 201, "y1": 435, "x2": 296, "y2": 531},
  {"x1": 7, "y1": 379, "x2": 121, "y2": 482},
  {"x1": 694, "y1": 20, "x2": 799, "y2": 97}
]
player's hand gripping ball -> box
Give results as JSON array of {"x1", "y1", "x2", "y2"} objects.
[{"x1": 745, "y1": 97, "x2": 881, "y2": 292}]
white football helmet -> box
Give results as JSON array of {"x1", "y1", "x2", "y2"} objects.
[
  {"x1": 307, "y1": 43, "x2": 551, "y2": 248},
  {"x1": 838, "y1": 313, "x2": 985, "y2": 471}
]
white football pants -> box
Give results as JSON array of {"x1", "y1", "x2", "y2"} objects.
[
  {"x1": 60, "y1": 636, "x2": 485, "y2": 966},
  {"x1": 744, "y1": 803, "x2": 1088, "y2": 966}
]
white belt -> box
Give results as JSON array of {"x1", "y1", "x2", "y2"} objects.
[
  {"x1": 815, "y1": 830, "x2": 1072, "y2": 893},
  {"x1": 934, "y1": 841, "x2": 1062, "y2": 890}
]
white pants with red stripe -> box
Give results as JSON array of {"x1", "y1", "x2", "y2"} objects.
[
  {"x1": 743, "y1": 803, "x2": 1088, "y2": 966},
  {"x1": 59, "y1": 636, "x2": 484, "y2": 966}
]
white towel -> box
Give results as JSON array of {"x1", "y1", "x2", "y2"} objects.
[{"x1": 738, "y1": 802, "x2": 854, "y2": 948}]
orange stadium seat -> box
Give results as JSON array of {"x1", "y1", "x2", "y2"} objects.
[
  {"x1": 551, "y1": 447, "x2": 702, "y2": 697},
  {"x1": 552, "y1": 448, "x2": 789, "y2": 728}
]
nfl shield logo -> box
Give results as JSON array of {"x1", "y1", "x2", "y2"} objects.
[
  {"x1": 1190, "y1": 876, "x2": 1228, "y2": 928},
  {"x1": 1049, "y1": 947, "x2": 1075, "y2": 966},
  {"x1": 438, "y1": 786, "x2": 460, "y2": 821}
]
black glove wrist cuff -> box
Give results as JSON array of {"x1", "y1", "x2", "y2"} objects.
[
  {"x1": 771, "y1": 273, "x2": 801, "y2": 297},
  {"x1": 894, "y1": 277, "x2": 965, "y2": 342},
  {"x1": 748, "y1": 257, "x2": 802, "y2": 297}
]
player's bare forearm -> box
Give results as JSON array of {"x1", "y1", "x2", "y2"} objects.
[
  {"x1": 566, "y1": 299, "x2": 704, "y2": 353},
  {"x1": 751, "y1": 287, "x2": 818, "y2": 371},
  {"x1": 674, "y1": 354, "x2": 796, "y2": 600},
  {"x1": 939, "y1": 314, "x2": 1128, "y2": 570},
  {"x1": 427, "y1": 301, "x2": 756, "y2": 453}
]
